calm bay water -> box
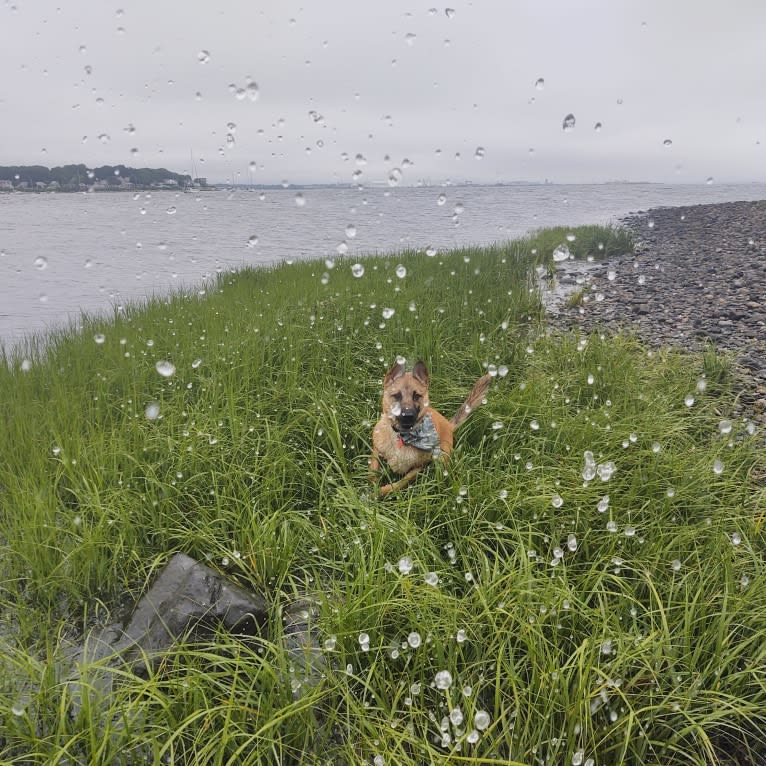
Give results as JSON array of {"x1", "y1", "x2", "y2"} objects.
[{"x1": 2, "y1": 182, "x2": 765, "y2": 346}]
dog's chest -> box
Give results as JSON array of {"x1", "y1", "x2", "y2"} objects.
[{"x1": 373, "y1": 420, "x2": 434, "y2": 475}]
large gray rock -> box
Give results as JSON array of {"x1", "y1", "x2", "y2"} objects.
[
  {"x1": 78, "y1": 552, "x2": 269, "y2": 671},
  {"x1": 66, "y1": 553, "x2": 269, "y2": 713}
]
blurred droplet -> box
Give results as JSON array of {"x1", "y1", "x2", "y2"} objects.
[
  {"x1": 535, "y1": 77, "x2": 545, "y2": 90},
  {"x1": 594, "y1": 122, "x2": 603, "y2": 132},
  {"x1": 398, "y1": 555, "x2": 413, "y2": 574},
  {"x1": 552, "y1": 244, "x2": 571, "y2": 262},
  {"x1": 295, "y1": 192, "x2": 306, "y2": 207},
  {"x1": 247, "y1": 235, "x2": 258, "y2": 248},
  {"x1": 562, "y1": 113, "x2": 576, "y2": 132},
  {"x1": 663, "y1": 138, "x2": 673, "y2": 147},
  {"x1": 474, "y1": 146, "x2": 485, "y2": 160},
  {"x1": 145, "y1": 401, "x2": 160, "y2": 420},
  {"x1": 434, "y1": 670, "x2": 453, "y2": 690},
  {"x1": 395, "y1": 264, "x2": 407, "y2": 279},
  {"x1": 93, "y1": 333, "x2": 105, "y2": 345},
  {"x1": 155, "y1": 360, "x2": 176, "y2": 378},
  {"x1": 345, "y1": 224, "x2": 356, "y2": 238},
  {"x1": 713, "y1": 459, "x2": 724, "y2": 475},
  {"x1": 351, "y1": 263, "x2": 365, "y2": 278},
  {"x1": 34, "y1": 256, "x2": 48, "y2": 270},
  {"x1": 474, "y1": 710, "x2": 491, "y2": 730},
  {"x1": 166, "y1": 206, "x2": 177, "y2": 215},
  {"x1": 407, "y1": 631, "x2": 421, "y2": 648},
  {"x1": 388, "y1": 168, "x2": 403, "y2": 186}
]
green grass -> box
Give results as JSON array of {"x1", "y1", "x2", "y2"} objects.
[{"x1": 1, "y1": 226, "x2": 765, "y2": 765}]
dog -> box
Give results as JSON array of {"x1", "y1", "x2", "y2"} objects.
[{"x1": 370, "y1": 359, "x2": 491, "y2": 497}]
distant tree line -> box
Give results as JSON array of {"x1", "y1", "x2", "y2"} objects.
[{"x1": 0, "y1": 164, "x2": 194, "y2": 190}]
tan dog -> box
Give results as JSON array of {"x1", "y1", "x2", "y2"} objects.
[{"x1": 370, "y1": 359, "x2": 491, "y2": 497}]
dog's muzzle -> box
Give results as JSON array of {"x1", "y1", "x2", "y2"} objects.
[{"x1": 396, "y1": 408, "x2": 418, "y2": 430}]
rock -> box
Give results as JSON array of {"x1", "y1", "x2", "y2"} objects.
[{"x1": 66, "y1": 553, "x2": 269, "y2": 711}]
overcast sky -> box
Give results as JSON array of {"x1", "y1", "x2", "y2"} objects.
[{"x1": 1, "y1": 1, "x2": 764, "y2": 185}]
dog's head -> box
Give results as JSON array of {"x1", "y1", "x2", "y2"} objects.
[{"x1": 382, "y1": 359, "x2": 430, "y2": 431}]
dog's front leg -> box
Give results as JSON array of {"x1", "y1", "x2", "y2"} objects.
[{"x1": 379, "y1": 466, "x2": 423, "y2": 498}]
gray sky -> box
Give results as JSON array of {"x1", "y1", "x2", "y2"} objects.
[{"x1": 1, "y1": 1, "x2": 764, "y2": 185}]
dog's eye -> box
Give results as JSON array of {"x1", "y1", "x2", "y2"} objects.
[
  {"x1": 413, "y1": 392, "x2": 421, "y2": 401},
  {"x1": 392, "y1": 392, "x2": 402, "y2": 401}
]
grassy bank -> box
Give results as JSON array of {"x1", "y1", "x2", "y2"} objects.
[{"x1": 1, "y1": 227, "x2": 765, "y2": 765}]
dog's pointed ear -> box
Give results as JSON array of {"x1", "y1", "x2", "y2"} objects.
[
  {"x1": 412, "y1": 360, "x2": 429, "y2": 386},
  {"x1": 384, "y1": 359, "x2": 407, "y2": 385}
]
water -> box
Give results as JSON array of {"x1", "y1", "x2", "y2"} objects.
[{"x1": 2, "y1": 182, "x2": 766, "y2": 345}]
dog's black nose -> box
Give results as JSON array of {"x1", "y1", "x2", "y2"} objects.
[{"x1": 398, "y1": 408, "x2": 417, "y2": 428}]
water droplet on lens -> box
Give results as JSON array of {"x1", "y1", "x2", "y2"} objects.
[
  {"x1": 34, "y1": 256, "x2": 48, "y2": 270},
  {"x1": 351, "y1": 263, "x2": 365, "y2": 278},
  {"x1": 395, "y1": 264, "x2": 407, "y2": 278},
  {"x1": 551, "y1": 494, "x2": 563, "y2": 508},
  {"x1": 719, "y1": 419, "x2": 732, "y2": 434},
  {"x1": 155, "y1": 360, "x2": 176, "y2": 378},
  {"x1": 166, "y1": 206, "x2": 177, "y2": 215},
  {"x1": 474, "y1": 146, "x2": 485, "y2": 160},
  {"x1": 562, "y1": 113, "x2": 576, "y2": 132},
  {"x1": 437, "y1": 193, "x2": 447, "y2": 206},
  {"x1": 706, "y1": 176, "x2": 714, "y2": 185},
  {"x1": 530, "y1": 419, "x2": 540, "y2": 431},
  {"x1": 572, "y1": 751, "x2": 584, "y2": 766},
  {"x1": 474, "y1": 710, "x2": 490, "y2": 730},
  {"x1": 424, "y1": 571, "x2": 439, "y2": 586},
  {"x1": 388, "y1": 168, "x2": 403, "y2": 186},
  {"x1": 732, "y1": 532, "x2": 742, "y2": 545},
  {"x1": 345, "y1": 224, "x2": 356, "y2": 238},
  {"x1": 434, "y1": 670, "x2": 453, "y2": 690},
  {"x1": 535, "y1": 77, "x2": 545, "y2": 90},
  {"x1": 663, "y1": 138, "x2": 673, "y2": 147},
  {"x1": 197, "y1": 50, "x2": 210, "y2": 64},
  {"x1": 594, "y1": 121, "x2": 603, "y2": 132},
  {"x1": 552, "y1": 244, "x2": 571, "y2": 262},
  {"x1": 684, "y1": 394, "x2": 695, "y2": 407},
  {"x1": 145, "y1": 401, "x2": 160, "y2": 420},
  {"x1": 398, "y1": 555, "x2": 413, "y2": 574},
  {"x1": 713, "y1": 459, "x2": 724, "y2": 475},
  {"x1": 382, "y1": 307, "x2": 395, "y2": 319},
  {"x1": 247, "y1": 235, "x2": 258, "y2": 247},
  {"x1": 407, "y1": 631, "x2": 421, "y2": 648},
  {"x1": 295, "y1": 192, "x2": 306, "y2": 207}
]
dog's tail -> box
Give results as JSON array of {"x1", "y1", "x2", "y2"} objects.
[{"x1": 450, "y1": 374, "x2": 492, "y2": 428}]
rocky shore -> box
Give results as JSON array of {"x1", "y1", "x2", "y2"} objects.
[{"x1": 547, "y1": 199, "x2": 766, "y2": 411}]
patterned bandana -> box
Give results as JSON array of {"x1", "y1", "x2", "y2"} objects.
[{"x1": 396, "y1": 413, "x2": 441, "y2": 454}]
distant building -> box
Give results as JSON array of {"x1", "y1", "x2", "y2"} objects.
[{"x1": 193, "y1": 177, "x2": 208, "y2": 187}]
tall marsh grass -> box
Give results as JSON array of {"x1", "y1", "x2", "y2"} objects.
[{"x1": 1, "y1": 227, "x2": 765, "y2": 764}]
